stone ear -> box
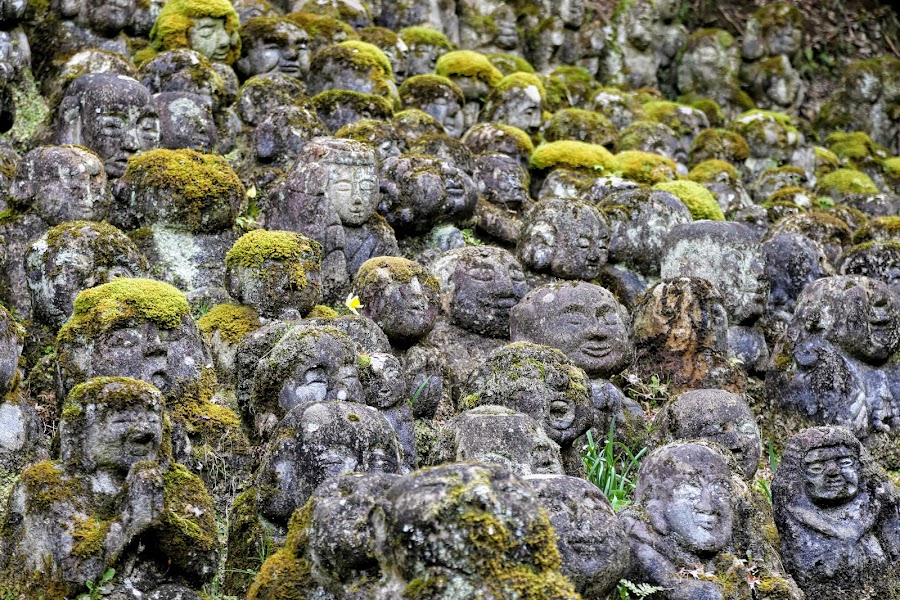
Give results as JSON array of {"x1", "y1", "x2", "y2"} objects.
[{"x1": 55, "y1": 95, "x2": 83, "y2": 145}]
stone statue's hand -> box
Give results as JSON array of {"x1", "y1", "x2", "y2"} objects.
[{"x1": 122, "y1": 462, "x2": 165, "y2": 534}]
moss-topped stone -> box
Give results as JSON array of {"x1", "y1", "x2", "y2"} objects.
[
  {"x1": 689, "y1": 127, "x2": 751, "y2": 167},
  {"x1": 531, "y1": 140, "x2": 614, "y2": 172},
  {"x1": 614, "y1": 151, "x2": 678, "y2": 185},
  {"x1": 145, "y1": 0, "x2": 241, "y2": 64},
  {"x1": 815, "y1": 168, "x2": 880, "y2": 199},
  {"x1": 435, "y1": 50, "x2": 503, "y2": 88},
  {"x1": 542, "y1": 108, "x2": 618, "y2": 148},
  {"x1": 225, "y1": 230, "x2": 323, "y2": 319},
  {"x1": 653, "y1": 180, "x2": 725, "y2": 221},
  {"x1": 115, "y1": 149, "x2": 244, "y2": 233}
]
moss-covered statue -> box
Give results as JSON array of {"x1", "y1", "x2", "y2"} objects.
[
  {"x1": 675, "y1": 29, "x2": 753, "y2": 119},
  {"x1": 399, "y1": 26, "x2": 453, "y2": 78},
  {"x1": 766, "y1": 275, "x2": 900, "y2": 442},
  {"x1": 398, "y1": 74, "x2": 466, "y2": 138},
  {"x1": 247, "y1": 472, "x2": 401, "y2": 599},
  {"x1": 426, "y1": 246, "x2": 529, "y2": 387},
  {"x1": 740, "y1": 3, "x2": 806, "y2": 116},
  {"x1": 480, "y1": 72, "x2": 546, "y2": 138},
  {"x1": 25, "y1": 220, "x2": 146, "y2": 331},
  {"x1": 524, "y1": 473, "x2": 630, "y2": 599},
  {"x1": 1, "y1": 145, "x2": 113, "y2": 320},
  {"x1": 632, "y1": 277, "x2": 745, "y2": 394},
  {"x1": 517, "y1": 196, "x2": 610, "y2": 281},
  {"x1": 111, "y1": 148, "x2": 244, "y2": 292},
  {"x1": 55, "y1": 278, "x2": 247, "y2": 496},
  {"x1": 223, "y1": 401, "x2": 404, "y2": 594},
  {"x1": 661, "y1": 221, "x2": 770, "y2": 373},
  {"x1": 368, "y1": 462, "x2": 579, "y2": 599},
  {"x1": 235, "y1": 16, "x2": 310, "y2": 81},
  {"x1": 307, "y1": 40, "x2": 400, "y2": 107},
  {"x1": 153, "y1": 91, "x2": 218, "y2": 153},
  {"x1": 595, "y1": 187, "x2": 693, "y2": 308},
  {"x1": 434, "y1": 405, "x2": 565, "y2": 475},
  {"x1": 144, "y1": 0, "x2": 241, "y2": 64},
  {"x1": 773, "y1": 426, "x2": 900, "y2": 599},
  {"x1": 54, "y1": 73, "x2": 160, "y2": 179},
  {"x1": 727, "y1": 109, "x2": 815, "y2": 183},
  {"x1": 652, "y1": 389, "x2": 762, "y2": 480},
  {"x1": 434, "y1": 49, "x2": 503, "y2": 130},
  {"x1": 351, "y1": 256, "x2": 450, "y2": 423},
  {"x1": 840, "y1": 240, "x2": 900, "y2": 295},
  {"x1": 0, "y1": 377, "x2": 218, "y2": 598},
  {"x1": 461, "y1": 341, "x2": 593, "y2": 475},
  {"x1": 457, "y1": 0, "x2": 521, "y2": 57},
  {"x1": 378, "y1": 153, "x2": 479, "y2": 237},
  {"x1": 224, "y1": 229, "x2": 322, "y2": 321},
  {"x1": 621, "y1": 441, "x2": 803, "y2": 600}
]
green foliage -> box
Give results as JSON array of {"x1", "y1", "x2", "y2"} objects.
[
  {"x1": 753, "y1": 440, "x2": 781, "y2": 504},
  {"x1": 581, "y1": 421, "x2": 647, "y2": 511},
  {"x1": 77, "y1": 568, "x2": 115, "y2": 600},
  {"x1": 623, "y1": 372, "x2": 671, "y2": 410},
  {"x1": 460, "y1": 228, "x2": 484, "y2": 246},
  {"x1": 617, "y1": 579, "x2": 668, "y2": 599}
]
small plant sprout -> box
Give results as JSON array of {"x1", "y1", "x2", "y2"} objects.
[
  {"x1": 581, "y1": 420, "x2": 647, "y2": 511},
  {"x1": 78, "y1": 568, "x2": 115, "y2": 600}
]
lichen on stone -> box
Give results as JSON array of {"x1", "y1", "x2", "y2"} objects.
[{"x1": 653, "y1": 180, "x2": 725, "y2": 221}]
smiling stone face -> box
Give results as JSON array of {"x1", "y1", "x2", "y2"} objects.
[
  {"x1": 511, "y1": 282, "x2": 633, "y2": 379},
  {"x1": 462, "y1": 342, "x2": 592, "y2": 446}
]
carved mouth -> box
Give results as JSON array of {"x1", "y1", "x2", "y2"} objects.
[
  {"x1": 580, "y1": 343, "x2": 611, "y2": 358},
  {"x1": 548, "y1": 400, "x2": 575, "y2": 430}
]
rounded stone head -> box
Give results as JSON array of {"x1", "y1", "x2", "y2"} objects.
[
  {"x1": 510, "y1": 282, "x2": 633, "y2": 379},
  {"x1": 55, "y1": 73, "x2": 160, "y2": 178},
  {"x1": 359, "y1": 352, "x2": 406, "y2": 410},
  {"x1": 635, "y1": 441, "x2": 737, "y2": 554},
  {"x1": 439, "y1": 406, "x2": 565, "y2": 476},
  {"x1": 482, "y1": 73, "x2": 545, "y2": 136},
  {"x1": 307, "y1": 472, "x2": 401, "y2": 590},
  {"x1": 371, "y1": 462, "x2": 572, "y2": 596},
  {"x1": 773, "y1": 426, "x2": 868, "y2": 510},
  {"x1": 250, "y1": 325, "x2": 365, "y2": 435},
  {"x1": 148, "y1": 0, "x2": 241, "y2": 64},
  {"x1": 525, "y1": 474, "x2": 629, "y2": 598},
  {"x1": 296, "y1": 137, "x2": 379, "y2": 227},
  {"x1": 399, "y1": 27, "x2": 451, "y2": 78},
  {"x1": 8, "y1": 145, "x2": 110, "y2": 224},
  {"x1": 256, "y1": 400, "x2": 403, "y2": 522},
  {"x1": 398, "y1": 74, "x2": 466, "y2": 138},
  {"x1": 56, "y1": 278, "x2": 208, "y2": 398},
  {"x1": 59, "y1": 377, "x2": 167, "y2": 475},
  {"x1": 83, "y1": 0, "x2": 135, "y2": 37},
  {"x1": 430, "y1": 246, "x2": 528, "y2": 338},
  {"x1": 655, "y1": 389, "x2": 761, "y2": 479},
  {"x1": 661, "y1": 221, "x2": 769, "y2": 325},
  {"x1": 473, "y1": 152, "x2": 530, "y2": 208},
  {"x1": 598, "y1": 188, "x2": 693, "y2": 276},
  {"x1": 153, "y1": 92, "x2": 217, "y2": 153},
  {"x1": 793, "y1": 275, "x2": 900, "y2": 363},
  {"x1": 235, "y1": 16, "x2": 310, "y2": 80},
  {"x1": 518, "y1": 197, "x2": 610, "y2": 280},
  {"x1": 26, "y1": 221, "x2": 146, "y2": 331},
  {"x1": 225, "y1": 230, "x2": 323, "y2": 320},
  {"x1": 352, "y1": 256, "x2": 440, "y2": 345},
  {"x1": 462, "y1": 342, "x2": 593, "y2": 446}
]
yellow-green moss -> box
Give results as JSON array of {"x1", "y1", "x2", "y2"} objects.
[
  {"x1": 19, "y1": 461, "x2": 66, "y2": 512},
  {"x1": 689, "y1": 128, "x2": 750, "y2": 164},
  {"x1": 493, "y1": 72, "x2": 546, "y2": 103},
  {"x1": 354, "y1": 256, "x2": 441, "y2": 293},
  {"x1": 160, "y1": 463, "x2": 218, "y2": 559},
  {"x1": 487, "y1": 53, "x2": 535, "y2": 75},
  {"x1": 654, "y1": 180, "x2": 725, "y2": 221},
  {"x1": 542, "y1": 108, "x2": 617, "y2": 147},
  {"x1": 58, "y1": 278, "x2": 189, "y2": 342},
  {"x1": 306, "y1": 304, "x2": 338, "y2": 318},
  {"x1": 531, "y1": 140, "x2": 614, "y2": 171},
  {"x1": 285, "y1": 11, "x2": 358, "y2": 43},
  {"x1": 729, "y1": 110, "x2": 799, "y2": 147},
  {"x1": 766, "y1": 186, "x2": 812, "y2": 206},
  {"x1": 398, "y1": 26, "x2": 452, "y2": 49},
  {"x1": 64, "y1": 376, "x2": 161, "y2": 413},
  {"x1": 435, "y1": 50, "x2": 503, "y2": 87},
  {"x1": 311, "y1": 89, "x2": 395, "y2": 119},
  {"x1": 642, "y1": 100, "x2": 701, "y2": 138},
  {"x1": 816, "y1": 168, "x2": 880, "y2": 196},
  {"x1": 814, "y1": 145, "x2": 841, "y2": 176},
  {"x1": 825, "y1": 131, "x2": 888, "y2": 165},
  {"x1": 682, "y1": 96, "x2": 726, "y2": 127},
  {"x1": 614, "y1": 150, "x2": 677, "y2": 185},
  {"x1": 146, "y1": 0, "x2": 241, "y2": 64},
  {"x1": 122, "y1": 149, "x2": 244, "y2": 233},
  {"x1": 884, "y1": 157, "x2": 900, "y2": 180},
  {"x1": 852, "y1": 216, "x2": 900, "y2": 244},
  {"x1": 197, "y1": 303, "x2": 261, "y2": 344},
  {"x1": 687, "y1": 159, "x2": 739, "y2": 183},
  {"x1": 399, "y1": 74, "x2": 464, "y2": 105},
  {"x1": 327, "y1": 40, "x2": 394, "y2": 78},
  {"x1": 171, "y1": 367, "x2": 242, "y2": 442},
  {"x1": 71, "y1": 516, "x2": 110, "y2": 558},
  {"x1": 226, "y1": 229, "x2": 323, "y2": 289}
]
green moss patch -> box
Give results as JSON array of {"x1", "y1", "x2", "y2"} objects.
[
  {"x1": 147, "y1": 0, "x2": 241, "y2": 64},
  {"x1": 653, "y1": 180, "x2": 725, "y2": 221},
  {"x1": 399, "y1": 26, "x2": 452, "y2": 49},
  {"x1": 614, "y1": 150, "x2": 677, "y2": 185},
  {"x1": 435, "y1": 50, "x2": 503, "y2": 87},
  {"x1": 687, "y1": 159, "x2": 739, "y2": 183},
  {"x1": 816, "y1": 168, "x2": 880, "y2": 196},
  {"x1": 197, "y1": 303, "x2": 261, "y2": 344},
  {"x1": 58, "y1": 278, "x2": 189, "y2": 342},
  {"x1": 531, "y1": 140, "x2": 614, "y2": 171}
]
